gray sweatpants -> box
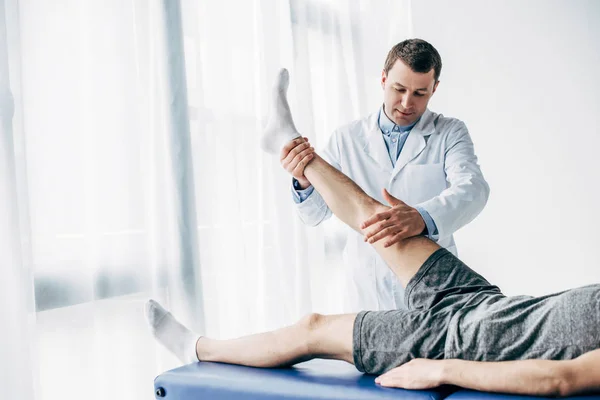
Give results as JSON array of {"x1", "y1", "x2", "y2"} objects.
[{"x1": 352, "y1": 248, "x2": 600, "y2": 374}]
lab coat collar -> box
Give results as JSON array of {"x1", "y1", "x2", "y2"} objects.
[
  {"x1": 364, "y1": 108, "x2": 436, "y2": 175},
  {"x1": 410, "y1": 108, "x2": 437, "y2": 137},
  {"x1": 364, "y1": 112, "x2": 394, "y2": 173}
]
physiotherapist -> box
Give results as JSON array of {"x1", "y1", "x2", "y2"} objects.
[{"x1": 280, "y1": 39, "x2": 490, "y2": 312}]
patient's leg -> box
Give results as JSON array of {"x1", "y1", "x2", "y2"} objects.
[
  {"x1": 262, "y1": 68, "x2": 439, "y2": 287},
  {"x1": 145, "y1": 69, "x2": 440, "y2": 369},
  {"x1": 196, "y1": 313, "x2": 355, "y2": 367},
  {"x1": 145, "y1": 299, "x2": 355, "y2": 367},
  {"x1": 303, "y1": 154, "x2": 438, "y2": 286}
]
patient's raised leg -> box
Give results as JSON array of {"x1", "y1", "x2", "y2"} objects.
[{"x1": 262, "y1": 68, "x2": 440, "y2": 287}]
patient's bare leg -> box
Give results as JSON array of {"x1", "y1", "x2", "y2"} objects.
[
  {"x1": 262, "y1": 68, "x2": 440, "y2": 287},
  {"x1": 145, "y1": 299, "x2": 355, "y2": 367},
  {"x1": 197, "y1": 313, "x2": 355, "y2": 367},
  {"x1": 303, "y1": 154, "x2": 438, "y2": 287}
]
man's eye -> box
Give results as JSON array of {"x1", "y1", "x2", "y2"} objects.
[
  {"x1": 415, "y1": 93, "x2": 425, "y2": 97},
  {"x1": 394, "y1": 88, "x2": 404, "y2": 92}
]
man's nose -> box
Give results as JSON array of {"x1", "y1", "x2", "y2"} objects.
[{"x1": 401, "y1": 94, "x2": 412, "y2": 110}]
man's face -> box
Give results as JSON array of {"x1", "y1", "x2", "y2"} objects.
[{"x1": 381, "y1": 59, "x2": 439, "y2": 126}]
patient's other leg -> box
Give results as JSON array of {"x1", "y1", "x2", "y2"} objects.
[
  {"x1": 145, "y1": 299, "x2": 355, "y2": 367},
  {"x1": 196, "y1": 313, "x2": 355, "y2": 367},
  {"x1": 260, "y1": 68, "x2": 440, "y2": 287}
]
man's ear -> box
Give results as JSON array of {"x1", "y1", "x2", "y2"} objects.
[
  {"x1": 432, "y1": 80, "x2": 440, "y2": 95},
  {"x1": 381, "y1": 69, "x2": 387, "y2": 90}
]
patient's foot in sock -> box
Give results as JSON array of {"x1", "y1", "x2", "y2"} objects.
[
  {"x1": 145, "y1": 299, "x2": 200, "y2": 364},
  {"x1": 260, "y1": 68, "x2": 301, "y2": 154}
]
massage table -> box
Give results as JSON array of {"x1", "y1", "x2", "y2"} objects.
[{"x1": 153, "y1": 359, "x2": 600, "y2": 399}]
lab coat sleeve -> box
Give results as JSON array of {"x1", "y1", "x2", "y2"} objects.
[
  {"x1": 416, "y1": 122, "x2": 490, "y2": 241},
  {"x1": 293, "y1": 130, "x2": 342, "y2": 227}
]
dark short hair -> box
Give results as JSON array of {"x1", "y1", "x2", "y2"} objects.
[{"x1": 384, "y1": 39, "x2": 442, "y2": 82}]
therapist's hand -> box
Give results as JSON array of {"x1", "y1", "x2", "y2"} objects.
[
  {"x1": 361, "y1": 188, "x2": 425, "y2": 248},
  {"x1": 280, "y1": 137, "x2": 314, "y2": 189}
]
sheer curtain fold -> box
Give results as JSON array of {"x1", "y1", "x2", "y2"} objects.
[
  {"x1": 1, "y1": 0, "x2": 411, "y2": 398},
  {"x1": 0, "y1": 0, "x2": 36, "y2": 397}
]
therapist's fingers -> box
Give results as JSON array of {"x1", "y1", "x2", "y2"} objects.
[
  {"x1": 363, "y1": 219, "x2": 394, "y2": 240},
  {"x1": 282, "y1": 148, "x2": 314, "y2": 180},
  {"x1": 280, "y1": 137, "x2": 309, "y2": 161},
  {"x1": 283, "y1": 141, "x2": 311, "y2": 167},
  {"x1": 287, "y1": 143, "x2": 313, "y2": 167},
  {"x1": 292, "y1": 155, "x2": 314, "y2": 178},
  {"x1": 365, "y1": 225, "x2": 401, "y2": 244},
  {"x1": 289, "y1": 146, "x2": 314, "y2": 168},
  {"x1": 283, "y1": 143, "x2": 312, "y2": 174},
  {"x1": 360, "y1": 210, "x2": 391, "y2": 229},
  {"x1": 383, "y1": 230, "x2": 411, "y2": 248},
  {"x1": 291, "y1": 149, "x2": 315, "y2": 177}
]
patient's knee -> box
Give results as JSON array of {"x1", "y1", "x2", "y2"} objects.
[
  {"x1": 297, "y1": 313, "x2": 325, "y2": 351},
  {"x1": 298, "y1": 313, "x2": 325, "y2": 333}
]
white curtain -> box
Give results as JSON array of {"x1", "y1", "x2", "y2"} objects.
[{"x1": 0, "y1": 0, "x2": 411, "y2": 398}]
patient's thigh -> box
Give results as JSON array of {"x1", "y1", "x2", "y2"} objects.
[{"x1": 353, "y1": 309, "x2": 451, "y2": 374}]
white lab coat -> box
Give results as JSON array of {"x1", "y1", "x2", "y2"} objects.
[{"x1": 295, "y1": 109, "x2": 489, "y2": 312}]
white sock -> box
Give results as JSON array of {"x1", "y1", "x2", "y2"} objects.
[
  {"x1": 144, "y1": 299, "x2": 200, "y2": 364},
  {"x1": 260, "y1": 68, "x2": 302, "y2": 154}
]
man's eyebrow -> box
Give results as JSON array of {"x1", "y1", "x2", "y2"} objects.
[{"x1": 393, "y1": 82, "x2": 428, "y2": 91}]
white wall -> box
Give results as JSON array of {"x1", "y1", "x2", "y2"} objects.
[{"x1": 409, "y1": 0, "x2": 600, "y2": 296}]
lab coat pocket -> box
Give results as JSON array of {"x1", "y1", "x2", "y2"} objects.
[{"x1": 401, "y1": 163, "x2": 447, "y2": 205}]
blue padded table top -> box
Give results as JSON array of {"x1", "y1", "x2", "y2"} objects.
[
  {"x1": 153, "y1": 359, "x2": 448, "y2": 399},
  {"x1": 446, "y1": 389, "x2": 600, "y2": 400}
]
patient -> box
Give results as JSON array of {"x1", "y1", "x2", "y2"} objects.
[{"x1": 145, "y1": 69, "x2": 600, "y2": 397}]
